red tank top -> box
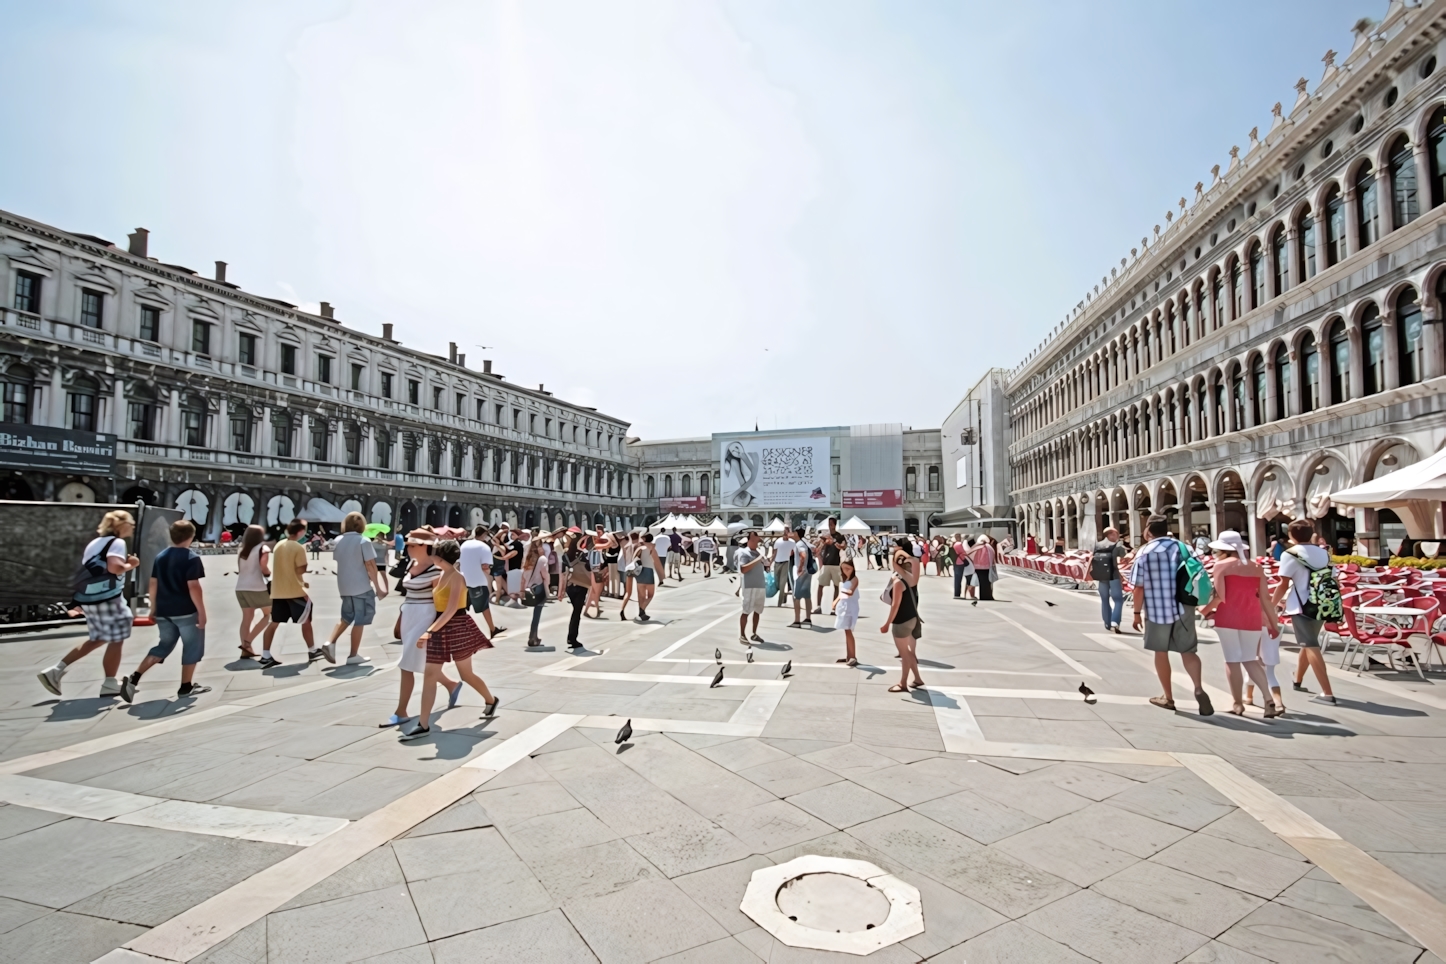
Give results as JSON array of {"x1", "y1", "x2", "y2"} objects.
[{"x1": 1214, "y1": 572, "x2": 1263, "y2": 630}]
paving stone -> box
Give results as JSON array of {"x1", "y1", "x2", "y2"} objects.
[
  {"x1": 148, "y1": 751, "x2": 309, "y2": 803},
  {"x1": 911, "y1": 789, "x2": 1041, "y2": 844},
  {"x1": 355, "y1": 945, "x2": 435, "y2": 964},
  {"x1": 1232, "y1": 758, "x2": 1368, "y2": 798},
  {"x1": 797, "y1": 743, "x2": 898, "y2": 777},
  {"x1": 501, "y1": 808, "x2": 623, "y2": 861},
  {"x1": 0, "y1": 819, "x2": 205, "y2": 908},
  {"x1": 1215, "y1": 901, "x2": 1423, "y2": 963},
  {"x1": 280, "y1": 845, "x2": 405, "y2": 910},
  {"x1": 697, "y1": 738, "x2": 793, "y2": 772},
  {"x1": 736, "y1": 756, "x2": 842, "y2": 798},
  {"x1": 784, "y1": 779, "x2": 902, "y2": 829},
  {"x1": 931, "y1": 920, "x2": 1092, "y2": 963},
  {"x1": 408, "y1": 868, "x2": 554, "y2": 940},
  {"x1": 67, "y1": 837, "x2": 298, "y2": 926},
  {"x1": 393, "y1": 826, "x2": 533, "y2": 883},
  {"x1": 992, "y1": 817, "x2": 1142, "y2": 886},
  {"x1": 1198, "y1": 809, "x2": 1311, "y2": 861},
  {"x1": 626, "y1": 821, "x2": 754, "y2": 877},
  {"x1": 474, "y1": 779, "x2": 580, "y2": 824},
  {"x1": 1049, "y1": 802, "x2": 1192, "y2": 858},
  {"x1": 732, "y1": 924, "x2": 921, "y2": 963},
  {"x1": 0, "y1": 909, "x2": 146, "y2": 964},
  {"x1": 0, "y1": 896, "x2": 50, "y2": 936},
  {"x1": 1151, "y1": 831, "x2": 1311, "y2": 899},
  {"x1": 608, "y1": 737, "x2": 776, "y2": 819},
  {"x1": 300, "y1": 766, "x2": 437, "y2": 819},
  {"x1": 651, "y1": 935, "x2": 764, "y2": 963},
  {"x1": 673, "y1": 855, "x2": 776, "y2": 936},
  {"x1": 212, "y1": 758, "x2": 369, "y2": 810},
  {"x1": 192, "y1": 916, "x2": 267, "y2": 964},
  {"x1": 404, "y1": 797, "x2": 493, "y2": 837},
  {"x1": 1022, "y1": 761, "x2": 1142, "y2": 800},
  {"x1": 527, "y1": 838, "x2": 662, "y2": 903},
  {"x1": 429, "y1": 908, "x2": 596, "y2": 963},
  {"x1": 1093, "y1": 860, "x2": 1266, "y2": 936},
  {"x1": 1274, "y1": 873, "x2": 1417, "y2": 944},
  {"x1": 1022, "y1": 888, "x2": 1210, "y2": 963},
  {"x1": 1289, "y1": 796, "x2": 1446, "y2": 853},
  {"x1": 268, "y1": 882, "x2": 427, "y2": 963},
  {"x1": 1369, "y1": 849, "x2": 1446, "y2": 902},
  {"x1": 1107, "y1": 768, "x2": 1237, "y2": 831},
  {"x1": 564, "y1": 877, "x2": 728, "y2": 963},
  {"x1": 897, "y1": 868, "x2": 1008, "y2": 959},
  {"x1": 1179, "y1": 940, "x2": 1272, "y2": 962},
  {"x1": 1310, "y1": 761, "x2": 1446, "y2": 802},
  {"x1": 714, "y1": 799, "x2": 833, "y2": 852},
  {"x1": 850, "y1": 761, "x2": 965, "y2": 806},
  {"x1": 0, "y1": 804, "x2": 66, "y2": 840}
]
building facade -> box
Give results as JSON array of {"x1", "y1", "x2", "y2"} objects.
[
  {"x1": 1005, "y1": 1, "x2": 1446, "y2": 557},
  {"x1": 0, "y1": 211, "x2": 643, "y2": 538},
  {"x1": 940, "y1": 368, "x2": 1012, "y2": 535}
]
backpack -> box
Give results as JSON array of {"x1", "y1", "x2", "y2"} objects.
[
  {"x1": 1173, "y1": 540, "x2": 1212, "y2": 608},
  {"x1": 72, "y1": 537, "x2": 122, "y2": 604},
  {"x1": 1090, "y1": 544, "x2": 1119, "y2": 582},
  {"x1": 805, "y1": 546, "x2": 817, "y2": 576},
  {"x1": 1287, "y1": 547, "x2": 1344, "y2": 622}
]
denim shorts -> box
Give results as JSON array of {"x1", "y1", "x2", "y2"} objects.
[
  {"x1": 635, "y1": 568, "x2": 655, "y2": 585},
  {"x1": 149, "y1": 613, "x2": 205, "y2": 665},
  {"x1": 467, "y1": 584, "x2": 491, "y2": 613},
  {"x1": 340, "y1": 592, "x2": 376, "y2": 626}
]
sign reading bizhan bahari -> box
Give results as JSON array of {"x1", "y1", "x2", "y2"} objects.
[
  {"x1": 0, "y1": 425, "x2": 117, "y2": 475},
  {"x1": 721, "y1": 436, "x2": 831, "y2": 509}
]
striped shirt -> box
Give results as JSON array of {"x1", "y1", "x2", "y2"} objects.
[{"x1": 1134, "y1": 537, "x2": 1183, "y2": 624}]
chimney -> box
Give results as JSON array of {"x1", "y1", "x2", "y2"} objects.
[
  {"x1": 214, "y1": 261, "x2": 227, "y2": 283},
  {"x1": 382, "y1": 323, "x2": 394, "y2": 341},
  {"x1": 448, "y1": 341, "x2": 457, "y2": 364},
  {"x1": 127, "y1": 228, "x2": 149, "y2": 258},
  {"x1": 456, "y1": 353, "x2": 466, "y2": 368},
  {"x1": 538, "y1": 384, "x2": 545, "y2": 392},
  {"x1": 483, "y1": 359, "x2": 492, "y2": 374},
  {"x1": 319, "y1": 302, "x2": 333, "y2": 319}
]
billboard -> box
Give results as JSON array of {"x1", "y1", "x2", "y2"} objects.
[
  {"x1": 720, "y1": 436, "x2": 831, "y2": 508},
  {"x1": 843, "y1": 488, "x2": 902, "y2": 508},
  {"x1": 659, "y1": 496, "x2": 709, "y2": 513},
  {"x1": 0, "y1": 425, "x2": 117, "y2": 475}
]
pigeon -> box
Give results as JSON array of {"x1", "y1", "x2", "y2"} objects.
[
  {"x1": 747, "y1": 650, "x2": 754, "y2": 663},
  {"x1": 711, "y1": 666, "x2": 724, "y2": 688},
  {"x1": 1079, "y1": 683, "x2": 1096, "y2": 705},
  {"x1": 781, "y1": 660, "x2": 792, "y2": 678},
  {"x1": 616, "y1": 719, "x2": 633, "y2": 744},
  {"x1": 715, "y1": 648, "x2": 722, "y2": 663},
  {"x1": 1045, "y1": 600, "x2": 1057, "y2": 607}
]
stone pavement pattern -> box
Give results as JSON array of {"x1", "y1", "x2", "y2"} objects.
[{"x1": 0, "y1": 554, "x2": 1443, "y2": 963}]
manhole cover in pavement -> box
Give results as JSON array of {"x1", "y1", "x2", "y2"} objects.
[{"x1": 776, "y1": 873, "x2": 891, "y2": 932}]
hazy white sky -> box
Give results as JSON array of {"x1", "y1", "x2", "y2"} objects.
[{"x1": 1, "y1": 0, "x2": 1370, "y2": 438}]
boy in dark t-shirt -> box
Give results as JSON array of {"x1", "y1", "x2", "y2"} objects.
[{"x1": 120, "y1": 519, "x2": 210, "y2": 702}]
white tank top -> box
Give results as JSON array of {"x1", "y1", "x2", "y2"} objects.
[{"x1": 235, "y1": 545, "x2": 270, "y2": 592}]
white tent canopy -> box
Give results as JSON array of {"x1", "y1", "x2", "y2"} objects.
[
  {"x1": 1330, "y1": 447, "x2": 1446, "y2": 538},
  {"x1": 837, "y1": 515, "x2": 872, "y2": 535},
  {"x1": 303, "y1": 497, "x2": 346, "y2": 524},
  {"x1": 761, "y1": 516, "x2": 788, "y2": 534},
  {"x1": 702, "y1": 516, "x2": 730, "y2": 535}
]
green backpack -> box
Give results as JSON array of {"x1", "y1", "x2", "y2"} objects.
[
  {"x1": 1174, "y1": 541, "x2": 1212, "y2": 608},
  {"x1": 1287, "y1": 548, "x2": 1344, "y2": 622}
]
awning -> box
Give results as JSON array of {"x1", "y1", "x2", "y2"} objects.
[
  {"x1": 302, "y1": 497, "x2": 346, "y2": 524},
  {"x1": 1330, "y1": 447, "x2": 1446, "y2": 538}
]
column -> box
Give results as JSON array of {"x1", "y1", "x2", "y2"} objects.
[
  {"x1": 1285, "y1": 227, "x2": 1301, "y2": 297},
  {"x1": 362, "y1": 427, "x2": 375, "y2": 469},
  {"x1": 48, "y1": 368, "x2": 65, "y2": 427},
  {"x1": 1343, "y1": 183, "x2": 1360, "y2": 255},
  {"x1": 167, "y1": 389, "x2": 182, "y2": 445},
  {"x1": 1348, "y1": 327, "x2": 1365, "y2": 400},
  {"x1": 1382, "y1": 307, "x2": 1401, "y2": 391},
  {"x1": 1245, "y1": 501, "x2": 1265, "y2": 558},
  {"x1": 215, "y1": 397, "x2": 228, "y2": 450},
  {"x1": 299, "y1": 412, "x2": 312, "y2": 461},
  {"x1": 1208, "y1": 498, "x2": 1222, "y2": 541},
  {"x1": 1127, "y1": 498, "x2": 1142, "y2": 548},
  {"x1": 259, "y1": 406, "x2": 274, "y2": 457},
  {"x1": 110, "y1": 377, "x2": 125, "y2": 434},
  {"x1": 1424, "y1": 300, "x2": 1445, "y2": 379}
]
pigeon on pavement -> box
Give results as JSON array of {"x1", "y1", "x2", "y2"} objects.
[
  {"x1": 781, "y1": 660, "x2": 792, "y2": 678},
  {"x1": 715, "y1": 648, "x2": 722, "y2": 663},
  {"x1": 747, "y1": 650, "x2": 754, "y2": 663},
  {"x1": 616, "y1": 719, "x2": 633, "y2": 744},
  {"x1": 711, "y1": 666, "x2": 724, "y2": 688},
  {"x1": 1079, "y1": 683, "x2": 1096, "y2": 704},
  {"x1": 1045, "y1": 600, "x2": 1057, "y2": 607}
]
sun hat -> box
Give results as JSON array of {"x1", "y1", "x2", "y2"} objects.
[{"x1": 1208, "y1": 530, "x2": 1249, "y2": 558}]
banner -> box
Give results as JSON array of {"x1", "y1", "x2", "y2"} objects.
[
  {"x1": 659, "y1": 496, "x2": 709, "y2": 513},
  {"x1": 720, "y1": 436, "x2": 831, "y2": 508},
  {"x1": 0, "y1": 425, "x2": 116, "y2": 475},
  {"x1": 843, "y1": 488, "x2": 902, "y2": 508}
]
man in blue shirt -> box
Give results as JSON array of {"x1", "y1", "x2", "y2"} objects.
[
  {"x1": 1130, "y1": 515, "x2": 1211, "y2": 716},
  {"x1": 120, "y1": 519, "x2": 210, "y2": 702}
]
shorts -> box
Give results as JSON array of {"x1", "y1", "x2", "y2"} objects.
[
  {"x1": 890, "y1": 617, "x2": 922, "y2": 640},
  {"x1": 1215, "y1": 626, "x2": 1263, "y2": 663},
  {"x1": 1143, "y1": 611, "x2": 1197, "y2": 654},
  {"x1": 817, "y1": 565, "x2": 842, "y2": 588},
  {"x1": 467, "y1": 585, "x2": 491, "y2": 613},
  {"x1": 149, "y1": 613, "x2": 205, "y2": 665},
  {"x1": 506, "y1": 569, "x2": 523, "y2": 595},
  {"x1": 793, "y1": 575, "x2": 813, "y2": 599},
  {"x1": 636, "y1": 568, "x2": 655, "y2": 585},
  {"x1": 235, "y1": 590, "x2": 271, "y2": 609},
  {"x1": 340, "y1": 591, "x2": 377, "y2": 626},
  {"x1": 271, "y1": 597, "x2": 311, "y2": 624},
  {"x1": 741, "y1": 587, "x2": 766, "y2": 614},
  {"x1": 82, "y1": 596, "x2": 133, "y2": 643},
  {"x1": 490, "y1": 561, "x2": 506, "y2": 577},
  {"x1": 1291, "y1": 614, "x2": 1324, "y2": 648}
]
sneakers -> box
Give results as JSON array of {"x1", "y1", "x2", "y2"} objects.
[
  {"x1": 379, "y1": 713, "x2": 409, "y2": 728},
  {"x1": 99, "y1": 677, "x2": 123, "y2": 697},
  {"x1": 178, "y1": 683, "x2": 211, "y2": 698},
  {"x1": 1311, "y1": 693, "x2": 1338, "y2": 705},
  {"x1": 37, "y1": 664, "x2": 65, "y2": 696},
  {"x1": 307, "y1": 648, "x2": 326, "y2": 663},
  {"x1": 399, "y1": 725, "x2": 431, "y2": 742},
  {"x1": 321, "y1": 643, "x2": 338, "y2": 664},
  {"x1": 120, "y1": 674, "x2": 138, "y2": 704},
  {"x1": 345, "y1": 654, "x2": 369, "y2": 666},
  {"x1": 739, "y1": 634, "x2": 750, "y2": 644},
  {"x1": 259, "y1": 655, "x2": 281, "y2": 668}
]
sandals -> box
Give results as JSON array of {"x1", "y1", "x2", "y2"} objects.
[
  {"x1": 238, "y1": 647, "x2": 258, "y2": 659},
  {"x1": 1149, "y1": 696, "x2": 1176, "y2": 710},
  {"x1": 1263, "y1": 702, "x2": 1285, "y2": 719},
  {"x1": 888, "y1": 684, "x2": 907, "y2": 693},
  {"x1": 1227, "y1": 704, "x2": 1245, "y2": 716},
  {"x1": 847, "y1": 658, "x2": 858, "y2": 667},
  {"x1": 483, "y1": 698, "x2": 500, "y2": 717}
]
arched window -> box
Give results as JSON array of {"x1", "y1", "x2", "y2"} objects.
[
  {"x1": 1329, "y1": 320, "x2": 1351, "y2": 404},
  {"x1": 1197, "y1": 384, "x2": 1209, "y2": 439},
  {"x1": 1429, "y1": 107, "x2": 1446, "y2": 209},
  {"x1": 1272, "y1": 225, "x2": 1290, "y2": 294},
  {"x1": 1195, "y1": 285, "x2": 1208, "y2": 338},
  {"x1": 1397, "y1": 286, "x2": 1424, "y2": 385},
  {"x1": 68, "y1": 375, "x2": 98, "y2": 432},
  {"x1": 1251, "y1": 355, "x2": 1267, "y2": 424},
  {"x1": 700, "y1": 472, "x2": 711, "y2": 497},
  {"x1": 1230, "y1": 260, "x2": 1244, "y2": 319},
  {"x1": 1180, "y1": 391, "x2": 1192, "y2": 444},
  {"x1": 182, "y1": 394, "x2": 207, "y2": 447},
  {"x1": 681, "y1": 474, "x2": 692, "y2": 497},
  {"x1": 663, "y1": 474, "x2": 673, "y2": 498},
  {"x1": 130, "y1": 385, "x2": 158, "y2": 442},
  {"x1": 1213, "y1": 379, "x2": 1227, "y2": 435},
  {"x1": 1273, "y1": 344, "x2": 1293, "y2": 420},
  {"x1": 1230, "y1": 369, "x2": 1245, "y2": 430},
  {"x1": 1166, "y1": 304, "x2": 1177, "y2": 353},
  {"x1": 1249, "y1": 242, "x2": 1265, "y2": 308},
  {"x1": 1, "y1": 363, "x2": 33, "y2": 424},
  {"x1": 928, "y1": 465, "x2": 941, "y2": 491},
  {"x1": 1180, "y1": 292, "x2": 1192, "y2": 345},
  {"x1": 1324, "y1": 185, "x2": 1346, "y2": 266},
  {"x1": 1211, "y1": 274, "x2": 1224, "y2": 329},
  {"x1": 1390, "y1": 134, "x2": 1419, "y2": 227},
  {"x1": 1301, "y1": 333, "x2": 1320, "y2": 413},
  {"x1": 404, "y1": 433, "x2": 420, "y2": 473},
  {"x1": 1357, "y1": 161, "x2": 1380, "y2": 247},
  {"x1": 1362, "y1": 304, "x2": 1386, "y2": 395},
  {"x1": 1298, "y1": 207, "x2": 1317, "y2": 279},
  {"x1": 272, "y1": 409, "x2": 293, "y2": 457},
  {"x1": 230, "y1": 403, "x2": 253, "y2": 453},
  {"x1": 375, "y1": 428, "x2": 391, "y2": 468},
  {"x1": 905, "y1": 466, "x2": 918, "y2": 492}
]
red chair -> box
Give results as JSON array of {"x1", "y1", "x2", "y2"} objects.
[{"x1": 1341, "y1": 606, "x2": 1428, "y2": 678}]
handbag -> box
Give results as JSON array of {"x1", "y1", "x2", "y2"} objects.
[
  {"x1": 522, "y1": 584, "x2": 547, "y2": 607},
  {"x1": 389, "y1": 556, "x2": 410, "y2": 579},
  {"x1": 879, "y1": 577, "x2": 896, "y2": 605}
]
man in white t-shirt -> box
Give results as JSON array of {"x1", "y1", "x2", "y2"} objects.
[
  {"x1": 460, "y1": 525, "x2": 503, "y2": 636},
  {"x1": 696, "y1": 533, "x2": 716, "y2": 577},
  {"x1": 771, "y1": 533, "x2": 796, "y2": 606},
  {"x1": 1271, "y1": 518, "x2": 1335, "y2": 704}
]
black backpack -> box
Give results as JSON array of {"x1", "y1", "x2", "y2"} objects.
[
  {"x1": 72, "y1": 537, "x2": 122, "y2": 604},
  {"x1": 1090, "y1": 543, "x2": 1118, "y2": 582}
]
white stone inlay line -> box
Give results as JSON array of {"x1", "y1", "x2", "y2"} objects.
[
  {"x1": 0, "y1": 774, "x2": 348, "y2": 847},
  {"x1": 106, "y1": 713, "x2": 585, "y2": 964},
  {"x1": 986, "y1": 608, "x2": 1100, "y2": 678},
  {"x1": 740, "y1": 855, "x2": 923, "y2": 956},
  {"x1": 921, "y1": 687, "x2": 985, "y2": 741}
]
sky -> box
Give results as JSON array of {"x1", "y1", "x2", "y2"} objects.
[{"x1": 0, "y1": 0, "x2": 1373, "y2": 439}]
